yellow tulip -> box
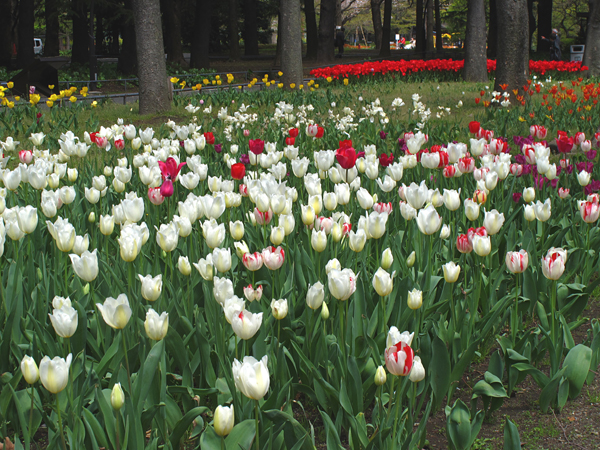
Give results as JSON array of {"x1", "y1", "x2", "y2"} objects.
[
  {"x1": 7, "y1": 81, "x2": 13, "y2": 89},
  {"x1": 343, "y1": 78, "x2": 349, "y2": 85},
  {"x1": 69, "y1": 96, "x2": 77, "y2": 103},
  {"x1": 290, "y1": 83, "x2": 295, "y2": 89},
  {"x1": 7, "y1": 101, "x2": 14, "y2": 108},
  {"x1": 47, "y1": 100, "x2": 54, "y2": 107},
  {"x1": 170, "y1": 77, "x2": 179, "y2": 83},
  {"x1": 14, "y1": 96, "x2": 20, "y2": 101},
  {"x1": 278, "y1": 71, "x2": 283, "y2": 76}
]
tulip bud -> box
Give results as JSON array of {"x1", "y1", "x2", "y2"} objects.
[
  {"x1": 523, "y1": 187, "x2": 535, "y2": 203},
  {"x1": 21, "y1": 355, "x2": 40, "y2": 384},
  {"x1": 178, "y1": 256, "x2": 192, "y2": 276},
  {"x1": 214, "y1": 405, "x2": 235, "y2": 437},
  {"x1": 321, "y1": 302, "x2": 330, "y2": 320},
  {"x1": 374, "y1": 366, "x2": 387, "y2": 386},
  {"x1": 442, "y1": 262, "x2": 461, "y2": 283},
  {"x1": 381, "y1": 248, "x2": 394, "y2": 269},
  {"x1": 406, "y1": 251, "x2": 416, "y2": 268},
  {"x1": 407, "y1": 289, "x2": 422, "y2": 310},
  {"x1": 409, "y1": 356, "x2": 426, "y2": 382},
  {"x1": 83, "y1": 283, "x2": 90, "y2": 295},
  {"x1": 88, "y1": 212, "x2": 96, "y2": 223},
  {"x1": 524, "y1": 204, "x2": 536, "y2": 222},
  {"x1": 439, "y1": 224, "x2": 450, "y2": 239},
  {"x1": 306, "y1": 282, "x2": 325, "y2": 309},
  {"x1": 271, "y1": 299, "x2": 288, "y2": 320},
  {"x1": 111, "y1": 383, "x2": 125, "y2": 410},
  {"x1": 270, "y1": 226, "x2": 285, "y2": 246}
]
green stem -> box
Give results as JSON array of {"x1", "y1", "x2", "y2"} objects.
[
  {"x1": 392, "y1": 378, "x2": 403, "y2": 441},
  {"x1": 512, "y1": 274, "x2": 519, "y2": 346},
  {"x1": 56, "y1": 394, "x2": 67, "y2": 450},
  {"x1": 221, "y1": 436, "x2": 225, "y2": 450},
  {"x1": 28, "y1": 386, "x2": 35, "y2": 443},
  {"x1": 116, "y1": 409, "x2": 121, "y2": 450},
  {"x1": 386, "y1": 376, "x2": 396, "y2": 420},
  {"x1": 122, "y1": 331, "x2": 133, "y2": 394},
  {"x1": 338, "y1": 301, "x2": 345, "y2": 356},
  {"x1": 255, "y1": 399, "x2": 260, "y2": 450},
  {"x1": 550, "y1": 279, "x2": 557, "y2": 374}
]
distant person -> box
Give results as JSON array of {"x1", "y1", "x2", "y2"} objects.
[
  {"x1": 335, "y1": 26, "x2": 345, "y2": 58},
  {"x1": 541, "y1": 29, "x2": 562, "y2": 61},
  {"x1": 400, "y1": 36, "x2": 406, "y2": 49}
]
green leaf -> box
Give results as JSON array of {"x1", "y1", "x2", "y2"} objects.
[
  {"x1": 225, "y1": 419, "x2": 256, "y2": 449},
  {"x1": 431, "y1": 336, "x2": 450, "y2": 411},
  {"x1": 503, "y1": 418, "x2": 521, "y2": 450},
  {"x1": 446, "y1": 400, "x2": 473, "y2": 450},
  {"x1": 169, "y1": 406, "x2": 209, "y2": 447},
  {"x1": 199, "y1": 425, "x2": 221, "y2": 450},
  {"x1": 320, "y1": 410, "x2": 343, "y2": 449},
  {"x1": 134, "y1": 339, "x2": 164, "y2": 413},
  {"x1": 562, "y1": 344, "x2": 592, "y2": 399}
]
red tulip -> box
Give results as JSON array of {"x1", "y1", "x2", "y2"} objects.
[
  {"x1": 468, "y1": 121, "x2": 480, "y2": 134},
  {"x1": 336, "y1": 146, "x2": 357, "y2": 169},
  {"x1": 231, "y1": 163, "x2": 246, "y2": 180},
  {"x1": 285, "y1": 137, "x2": 295, "y2": 146},
  {"x1": 204, "y1": 132, "x2": 215, "y2": 145},
  {"x1": 288, "y1": 128, "x2": 299, "y2": 138},
  {"x1": 249, "y1": 139, "x2": 265, "y2": 155}
]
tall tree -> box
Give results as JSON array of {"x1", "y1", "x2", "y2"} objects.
[
  {"x1": 537, "y1": 0, "x2": 552, "y2": 54},
  {"x1": 118, "y1": 0, "x2": 137, "y2": 74},
  {"x1": 0, "y1": 0, "x2": 12, "y2": 68},
  {"x1": 416, "y1": 0, "x2": 425, "y2": 54},
  {"x1": 317, "y1": 0, "x2": 335, "y2": 62},
  {"x1": 494, "y1": 0, "x2": 529, "y2": 99},
  {"x1": 527, "y1": 0, "x2": 536, "y2": 50},
  {"x1": 280, "y1": 0, "x2": 302, "y2": 86},
  {"x1": 243, "y1": 0, "x2": 259, "y2": 55},
  {"x1": 370, "y1": 0, "x2": 383, "y2": 51},
  {"x1": 17, "y1": 0, "x2": 34, "y2": 68},
  {"x1": 71, "y1": 0, "x2": 89, "y2": 63},
  {"x1": 487, "y1": 0, "x2": 497, "y2": 57},
  {"x1": 304, "y1": 0, "x2": 318, "y2": 59},
  {"x1": 190, "y1": 0, "x2": 212, "y2": 69},
  {"x1": 45, "y1": 0, "x2": 60, "y2": 56},
  {"x1": 426, "y1": 0, "x2": 434, "y2": 52},
  {"x1": 435, "y1": 0, "x2": 442, "y2": 51},
  {"x1": 132, "y1": 0, "x2": 171, "y2": 114},
  {"x1": 228, "y1": 0, "x2": 240, "y2": 59},
  {"x1": 379, "y1": 0, "x2": 391, "y2": 56},
  {"x1": 463, "y1": 0, "x2": 487, "y2": 81},
  {"x1": 583, "y1": 0, "x2": 600, "y2": 76},
  {"x1": 161, "y1": 0, "x2": 188, "y2": 67}
]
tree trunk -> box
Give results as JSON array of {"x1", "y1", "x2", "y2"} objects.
[
  {"x1": 416, "y1": 0, "x2": 425, "y2": 54},
  {"x1": 275, "y1": 11, "x2": 281, "y2": 66},
  {"x1": 370, "y1": 0, "x2": 383, "y2": 51},
  {"x1": 95, "y1": 11, "x2": 104, "y2": 56},
  {"x1": 335, "y1": 0, "x2": 341, "y2": 26},
  {"x1": 243, "y1": 0, "x2": 259, "y2": 55},
  {"x1": 435, "y1": 0, "x2": 442, "y2": 52},
  {"x1": 537, "y1": 0, "x2": 552, "y2": 53},
  {"x1": 527, "y1": 0, "x2": 536, "y2": 51},
  {"x1": 17, "y1": 0, "x2": 34, "y2": 68},
  {"x1": 280, "y1": 0, "x2": 302, "y2": 87},
  {"x1": 118, "y1": 0, "x2": 137, "y2": 74},
  {"x1": 317, "y1": 0, "x2": 335, "y2": 62},
  {"x1": 379, "y1": 0, "x2": 391, "y2": 57},
  {"x1": 228, "y1": 0, "x2": 240, "y2": 59},
  {"x1": 495, "y1": 0, "x2": 529, "y2": 100},
  {"x1": 161, "y1": 0, "x2": 188, "y2": 67},
  {"x1": 487, "y1": 0, "x2": 497, "y2": 58},
  {"x1": 45, "y1": 0, "x2": 60, "y2": 56},
  {"x1": 463, "y1": 0, "x2": 487, "y2": 81},
  {"x1": 110, "y1": 19, "x2": 120, "y2": 55},
  {"x1": 426, "y1": 0, "x2": 434, "y2": 52},
  {"x1": 0, "y1": 0, "x2": 14, "y2": 68},
  {"x1": 304, "y1": 0, "x2": 318, "y2": 59},
  {"x1": 71, "y1": 0, "x2": 89, "y2": 63},
  {"x1": 190, "y1": 0, "x2": 212, "y2": 69},
  {"x1": 132, "y1": 0, "x2": 171, "y2": 114},
  {"x1": 583, "y1": 0, "x2": 600, "y2": 76}
]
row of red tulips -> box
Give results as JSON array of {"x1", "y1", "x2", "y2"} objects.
[{"x1": 310, "y1": 59, "x2": 588, "y2": 80}]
